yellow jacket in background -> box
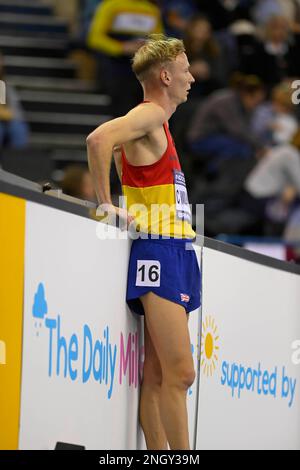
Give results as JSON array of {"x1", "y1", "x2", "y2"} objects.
[{"x1": 88, "y1": 0, "x2": 163, "y2": 56}]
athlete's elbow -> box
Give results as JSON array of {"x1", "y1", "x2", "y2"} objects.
[
  {"x1": 86, "y1": 129, "x2": 106, "y2": 150},
  {"x1": 86, "y1": 133, "x2": 95, "y2": 148},
  {"x1": 87, "y1": 121, "x2": 119, "y2": 151}
]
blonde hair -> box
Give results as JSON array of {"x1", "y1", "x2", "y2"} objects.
[{"x1": 132, "y1": 34, "x2": 185, "y2": 82}]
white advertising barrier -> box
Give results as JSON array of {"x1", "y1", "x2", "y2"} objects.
[
  {"x1": 187, "y1": 245, "x2": 202, "y2": 449},
  {"x1": 197, "y1": 247, "x2": 300, "y2": 450},
  {"x1": 19, "y1": 201, "x2": 201, "y2": 450}
]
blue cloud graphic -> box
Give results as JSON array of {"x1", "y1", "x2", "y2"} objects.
[{"x1": 32, "y1": 283, "x2": 48, "y2": 319}]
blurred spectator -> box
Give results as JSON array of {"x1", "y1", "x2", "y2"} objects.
[
  {"x1": 241, "y1": 128, "x2": 300, "y2": 235},
  {"x1": 0, "y1": 54, "x2": 29, "y2": 153},
  {"x1": 252, "y1": 81, "x2": 298, "y2": 146},
  {"x1": 169, "y1": 14, "x2": 229, "y2": 160},
  {"x1": 198, "y1": 0, "x2": 255, "y2": 32},
  {"x1": 284, "y1": 206, "x2": 300, "y2": 245},
  {"x1": 184, "y1": 15, "x2": 228, "y2": 98},
  {"x1": 187, "y1": 75, "x2": 265, "y2": 175},
  {"x1": 87, "y1": 0, "x2": 163, "y2": 116},
  {"x1": 197, "y1": 2, "x2": 257, "y2": 90},
  {"x1": 251, "y1": 0, "x2": 283, "y2": 26},
  {"x1": 253, "y1": 0, "x2": 300, "y2": 33},
  {"x1": 162, "y1": 0, "x2": 198, "y2": 37},
  {"x1": 278, "y1": 0, "x2": 300, "y2": 33},
  {"x1": 61, "y1": 165, "x2": 97, "y2": 202},
  {"x1": 48, "y1": 0, "x2": 80, "y2": 34},
  {"x1": 238, "y1": 15, "x2": 300, "y2": 88}
]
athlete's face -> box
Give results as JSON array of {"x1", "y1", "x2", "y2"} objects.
[{"x1": 167, "y1": 53, "x2": 195, "y2": 105}]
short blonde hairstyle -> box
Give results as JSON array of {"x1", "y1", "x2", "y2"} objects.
[{"x1": 132, "y1": 34, "x2": 185, "y2": 82}]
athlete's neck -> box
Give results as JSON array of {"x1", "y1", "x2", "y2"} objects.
[{"x1": 143, "y1": 90, "x2": 177, "y2": 120}]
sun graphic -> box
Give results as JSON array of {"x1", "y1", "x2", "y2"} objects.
[{"x1": 200, "y1": 316, "x2": 220, "y2": 377}]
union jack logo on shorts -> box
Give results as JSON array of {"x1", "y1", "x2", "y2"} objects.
[{"x1": 180, "y1": 293, "x2": 190, "y2": 303}]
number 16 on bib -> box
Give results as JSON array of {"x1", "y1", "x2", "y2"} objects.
[{"x1": 136, "y1": 260, "x2": 161, "y2": 287}]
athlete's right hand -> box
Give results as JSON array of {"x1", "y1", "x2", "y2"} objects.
[
  {"x1": 115, "y1": 206, "x2": 136, "y2": 231},
  {"x1": 96, "y1": 203, "x2": 135, "y2": 231}
]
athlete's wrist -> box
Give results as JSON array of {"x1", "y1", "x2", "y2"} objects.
[{"x1": 97, "y1": 201, "x2": 113, "y2": 208}]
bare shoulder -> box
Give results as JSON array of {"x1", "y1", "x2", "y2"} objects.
[
  {"x1": 125, "y1": 102, "x2": 167, "y2": 131},
  {"x1": 87, "y1": 102, "x2": 167, "y2": 146}
]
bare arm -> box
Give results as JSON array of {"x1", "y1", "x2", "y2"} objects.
[
  {"x1": 113, "y1": 146, "x2": 122, "y2": 183},
  {"x1": 87, "y1": 103, "x2": 166, "y2": 205}
]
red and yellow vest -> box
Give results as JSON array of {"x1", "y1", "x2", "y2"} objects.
[{"x1": 121, "y1": 121, "x2": 195, "y2": 239}]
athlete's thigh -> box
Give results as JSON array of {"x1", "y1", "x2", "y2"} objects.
[
  {"x1": 140, "y1": 292, "x2": 193, "y2": 373},
  {"x1": 143, "y1": 315, "x2": 162, "y2": 383}
]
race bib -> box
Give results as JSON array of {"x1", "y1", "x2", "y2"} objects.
[
  {"x1": 174, "y1": 170, "x2": 191, "y2": 222},
  {"x1": 136, "y1": 260, "x2": 161, "y2": 287}
]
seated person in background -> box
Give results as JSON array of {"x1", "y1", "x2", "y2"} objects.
[
  {"x1": 253, "y1": 0, "x2": 300, "y2": 34},
  {"x1": 61, "y1": 165, "x2": 97, "y2": 203},
  {"x1": 238, "y1": 15, "x2": 300, "y2": 89},
  {"x1": 87, "y1": 0, "x2": 163, "y2": 116},
  {"x1": 252, "y1": 81, "x2": 298, "y2": 146},
  {"x1": 251, "y1": 0, "x2": 283, "y2": 26},
  {"x1": 198, "y1": 0, "x2": 255, "y2": 32},
  {"x1": 279, "y1": 0, "x2": 300, "y2": 34},
  {"x1": 241, "y1": 129, "x2": 300, "y2": 235},
  {"x1": 183, "y1": 14, "x2": 228, "y2": 99},
  {"x1": 0, "y1": 54, "x2": 29, "y2": 151},
  {"x1": 169, "y1": 14, "x2": 229, "y2": 159},
  {"x1": 187, "y1": 74, "x2": 265, "y2": 173}
]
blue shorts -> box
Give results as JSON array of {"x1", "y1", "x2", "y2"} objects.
[{"x1": 126, "y1": 236, "x2": 201, "y2": 315}]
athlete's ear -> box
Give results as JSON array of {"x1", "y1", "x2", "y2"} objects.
[{"x1": 160, "y1": 68, "x2": 171, "y2": 86}]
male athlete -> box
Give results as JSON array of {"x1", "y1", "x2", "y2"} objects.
[{"x1": 87, "y1": 35, "x2": 201, "y2": 450}]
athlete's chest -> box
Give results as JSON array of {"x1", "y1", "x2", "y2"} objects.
[{"x1": 123, "y1": 125, "x2": 179, "y2": 167}]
